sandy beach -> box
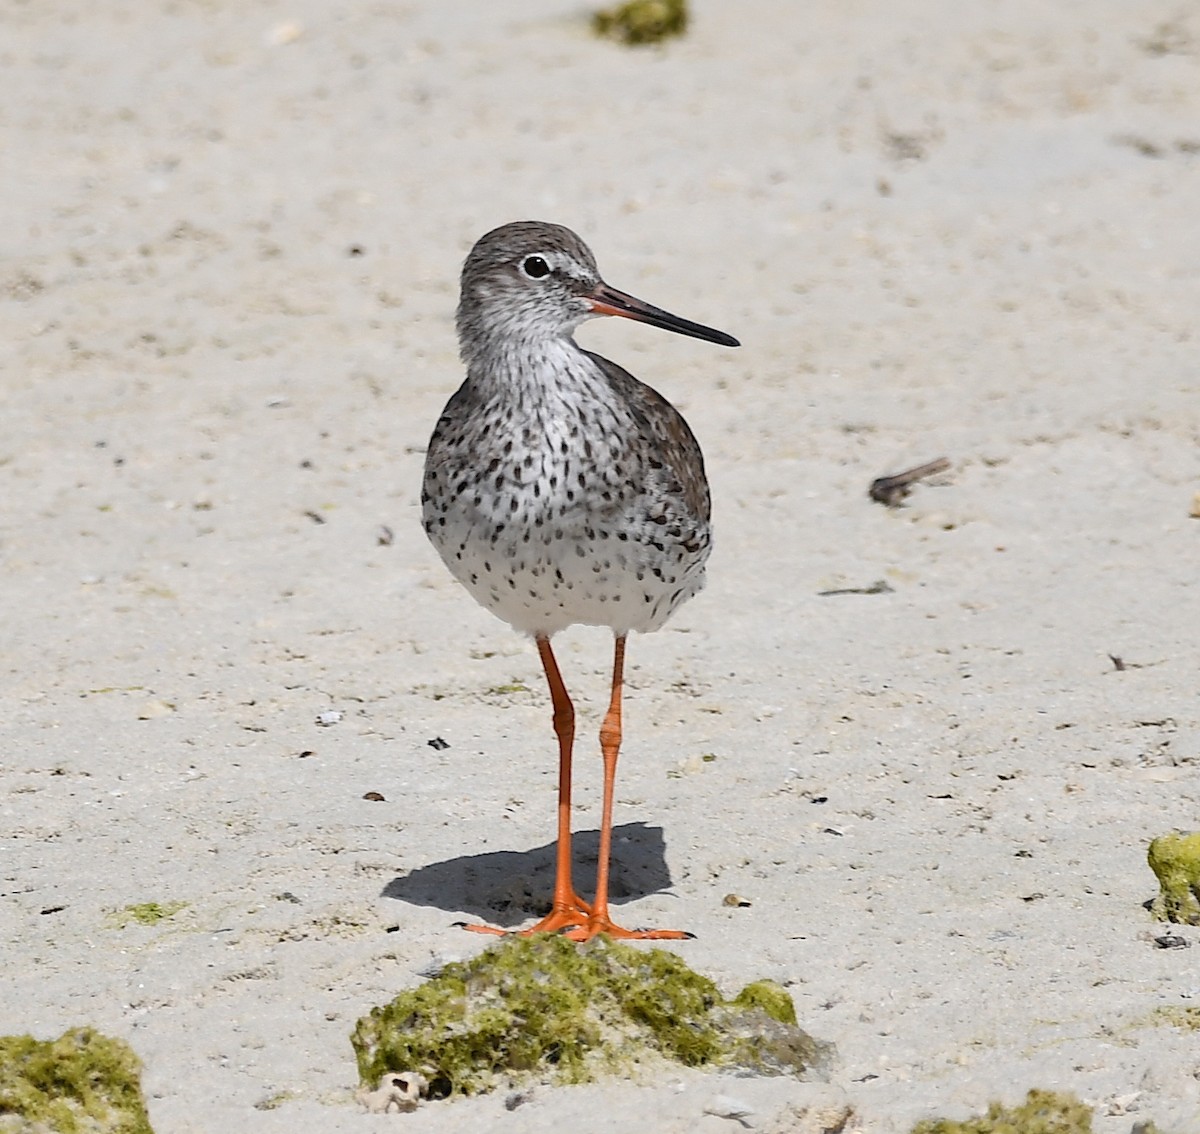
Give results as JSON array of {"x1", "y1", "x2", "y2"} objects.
[{"x1": 3, "y1": 2, "x2": 1199, "y2": 1130}]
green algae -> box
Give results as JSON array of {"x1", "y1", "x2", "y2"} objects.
[
  {"x1": 910, "y1": 1089, "x2": 1094, "y2": 1134},
  {"x1": 351, "y1": 934, "x2": 829, "y2": 1097},
  {"x1": 593, "y1": 0, "x2": 687, "y2": 46},
  {"x1": 108, "y1": 901, "x2": 187, "y2": 928},
  {"x1": 1151, "y1": 1005, "x2": 1200, "y2": 1031},
  {"x1": 0, "y1": 1027, "x2": 153, "y2": 1134},
  {"x1": 731, "y1": 979, "x2": 798, "y2": 1025},
  {"x1": 1147, "y1": 831, "x2": 1200, "y2": 924},
  {"x1": 253, "y1": 1089, "x2": 300, "y2": 1111}
]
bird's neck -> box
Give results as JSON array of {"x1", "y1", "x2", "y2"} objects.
[{"x1": 463, "y1": 336, "x2": 604, "y2": 405}]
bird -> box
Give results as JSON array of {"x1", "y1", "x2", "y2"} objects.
[{"x1": 421, "y1": 221, "x2": 739, "y2": 941}]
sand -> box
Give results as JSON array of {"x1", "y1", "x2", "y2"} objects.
[{"x1": 3, "y1": 1, "x2": 1199, "y2": 1130}]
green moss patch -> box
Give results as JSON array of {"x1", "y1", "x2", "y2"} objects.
[
  {"x1": 593, "y1": 0, "x2": 687, "y2": 46},
  {"x1": 1147, "y1": 831, "x2": 1200, "y2": 924},
  {"x1": 0, "y1": 1027, "x2": 153, "y2": 1134},
  {"x1": 731, "y1": 979, "x2": 797, "y2": 1025},
  {"x1": 352, "y1": 934, "x2": 830, "y2": 1097},
  {"x1": 107, "y1": 901, "x2": 187, "y2": 928},
  {"x1": 911, "y1": 1089, "x2": 1094, "y2": 1134},
  {"x1": 1151, "y1": 1005, "x2": 1200, "y2": 1031}
]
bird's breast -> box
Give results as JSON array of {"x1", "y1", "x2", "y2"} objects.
[{"x1": 421, "y1": 347, "x2": 710, "y2": 636}]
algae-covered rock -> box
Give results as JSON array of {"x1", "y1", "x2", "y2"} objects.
[
  {"x1": 0, "y1": 1027, "x2": 154, "y2": 1134},
  {"x1": 1147, "y1": 831, "x2": 1200, "y2": 924},
  {"x1": 911, "y1": 1088, "x2": 1094, "y2": 1134},
  {"x1": 593, "y1": 0, "x2": 687, "y2": 46},
  {"x1": 352, "y1": 934, "x2": 831, "y2": 1097},
  {"x1": 731, "y1": 979, "x2": 798, "y2": 1025}
]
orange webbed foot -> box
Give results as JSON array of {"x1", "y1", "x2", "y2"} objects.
[
  {"x1": 561, "y1": 915, "x2": 694, "y2": 943},
  {"x1": 457, "y1": 893, "x2": 593, "y2": 937}
]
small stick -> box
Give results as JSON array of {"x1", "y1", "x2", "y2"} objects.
[
  {"x1": 818, "y1": 579, "x2": 894, "y2": 597},
  {"x1": 869, "y1": 457, "x2": 951, "y2": 506}
]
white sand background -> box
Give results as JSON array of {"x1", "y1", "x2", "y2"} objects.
[{"x1": 3, "y1": 1, "x2": 1199, "y2": 1130}]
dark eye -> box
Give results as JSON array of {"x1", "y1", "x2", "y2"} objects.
[{"x1": 521, "y1": 255, "x2": 550, "y2": 279}]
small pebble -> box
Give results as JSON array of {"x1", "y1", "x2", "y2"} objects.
[
  {"x1": 359, "y1": 1071, "x2": 426, "y2": 1114},
  {"x1": 316, "y1": 709, "x2": 343, "y2": 727},
  {"x1": 266, "y1": 21, "x2": 303, "y2": 46}
]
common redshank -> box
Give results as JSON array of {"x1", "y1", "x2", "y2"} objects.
[{"x1": 422, "y1": 221, "x2": 739, "y2": 941}]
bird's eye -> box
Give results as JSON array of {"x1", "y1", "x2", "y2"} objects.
[{"x1": 521, "y1": 255, "x2": 551, "y2": 279}]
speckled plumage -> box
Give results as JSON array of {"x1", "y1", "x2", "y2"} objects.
[
  {"x1": 420, "y1": 221, "x2": 738, "y2": 941},
  {"x1": 422, "y1": 221, "x2": 727, "y2": 639}
]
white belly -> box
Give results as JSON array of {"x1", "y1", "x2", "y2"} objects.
[{"x1": 429, "y1": 504, "x2": 708, "y2": 638}]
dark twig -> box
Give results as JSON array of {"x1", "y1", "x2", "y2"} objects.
[
  {"x1": 817, "y1": 579, "x2": 894, "y2": 597},
  {"x1": 869, "y1": 457, "x2": 951, "y2": 506}
]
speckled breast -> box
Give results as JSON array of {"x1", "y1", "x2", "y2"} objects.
[{"x1": 422, "y1": 376, "x2": 710, "y2": 639}]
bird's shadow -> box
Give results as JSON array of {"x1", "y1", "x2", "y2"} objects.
[{"x1": 382, "y1": 821, "x2": 679, "y2": 929}]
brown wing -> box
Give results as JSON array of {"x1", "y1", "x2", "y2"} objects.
[{"x1": 584, "y1": 350, "x2": 711, "y2": 525}]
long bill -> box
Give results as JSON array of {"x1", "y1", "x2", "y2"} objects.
[{"x1": 587, "y1": 282, "x2": 740, "y2": 348}]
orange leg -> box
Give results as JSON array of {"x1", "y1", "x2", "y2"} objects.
[
  {"x1": 464, "y1": 636, "x2": 591, "y2": 936},
  {"x1": 565, "y1": 634, "x2": 690, "y2": 942}
]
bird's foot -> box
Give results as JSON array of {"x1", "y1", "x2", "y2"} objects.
[
  {"x1": 562, "y1": 915, "x2": 693, "y2": 943},
  {"x1": 458, "y1": 893, "x2": 593, "y2": 937}
]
